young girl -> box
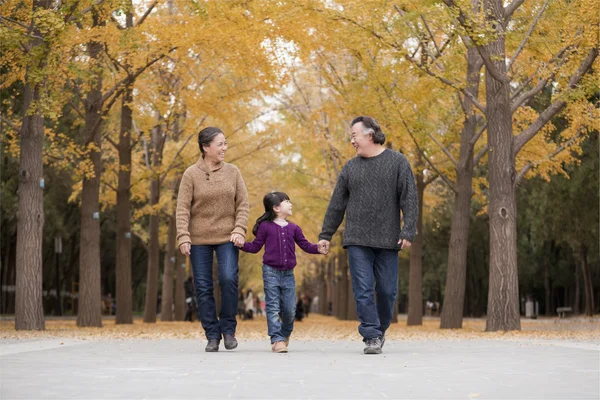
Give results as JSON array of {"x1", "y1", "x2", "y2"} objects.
[{"x1": 237, "y1": 192, "x2": 323, "y2": 353}]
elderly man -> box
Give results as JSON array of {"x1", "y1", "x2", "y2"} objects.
[{"x1": 318, "y1": 116, "x2": 418, "y2": 354}]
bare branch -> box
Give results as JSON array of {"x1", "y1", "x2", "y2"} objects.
[
  {"x1": 420, "y1": 15, "x2": 441, "y2": 56},
  {"x1": 104, "y1": 135, "x2": 118, "y2": 149},
  {"x1": 424, "y1": 173, "x2": 439, "y2": 186},
  {"x1": 67, "y1": 100, "x2": 86, "y2": 120},
  {"x1": 135, "y1": 0, "x2": 158, "y2": 27},
  {"x1": 470, "y1": 121, "x2": 488, "y2": 146},
  {"x1": 474, "y1": 143, "x2": 489, "y2": 166},
  {"x1": 1, "y1": 115, "x2": 20, "y2": 133},
  {"x1": 511, "y1": 46, "x2": 571, "y2": 112},
  {"x1": 507, "y1": 0, "x2": 550, "y2": 71},
  {"x1": 504, "y1": 0, "x2": 526, "y2": 23},
  {"x1": 513, "y1": 47, "x2": 598, "y2": 155},
  {"x1": 427, "y1": 132, "x2": 458, "y2": 167},
  {"x1": 441, "y1": 0, "x2": 510, "y2": 84}
]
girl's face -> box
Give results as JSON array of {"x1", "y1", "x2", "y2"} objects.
[
  {"x1": 274, "y1": 199, "x2": 293, "y2": 218},
  {"x1": 203, "y1": 133, "x2": 227, "y2": 163}
]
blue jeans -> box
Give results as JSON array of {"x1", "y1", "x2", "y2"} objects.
[
  {"x1": 190, "y1": 243, "x2": 239, "y2": 340},
  {"x1": 262, "y1": 265, "x2": 296, "y2": 344},
  {"x1": 347, "y1": 246, "x2": 399, "y2": 340}
]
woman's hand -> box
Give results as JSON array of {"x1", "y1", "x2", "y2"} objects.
[
  {"x1": 179, "y1": 243, "x2": 191, "y2": 256},
  {"x1": 230, "y1": 233, "x2": 244, "y2": 248}
]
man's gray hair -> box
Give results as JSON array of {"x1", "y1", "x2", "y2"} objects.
[{"x1": 351, "y1": 116, "x2": 385, "y2": 145}]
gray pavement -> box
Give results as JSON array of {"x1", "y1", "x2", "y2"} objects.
[{"x1": 1, "y1": 338, "x2": 598, "y2": 399}]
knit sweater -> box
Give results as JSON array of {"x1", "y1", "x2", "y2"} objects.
[
  {"x1": 242, "y1": 221, "x2": 319, "y2": 270},
  {"x1": 318, "y1": 149, "x2": 418, "y2": 250},
  {"x1": 176, "y1": 157, "x2": 249, "y2": 247}
]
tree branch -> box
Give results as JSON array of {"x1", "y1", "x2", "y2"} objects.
[
  {"x1": 474, "y1": 143, "x2": 489, "y2": 166},
  {"x1": 427, "y1": 132, "x2": 458, "y2": 167},
  {"x1": 507, "y1": 0, "x2": 550, "y2": 71},
  {"x1": 1, "y1": 115, "x2": 20, "y2": 133},
  {"x1": 135, "y1": 0, "x2": 158, "y2": 27},
  {"x1": 470, "y1": 120, "x2": 488, "y2": 146},
  {"x1": 513, "y1": 47, "x2": 598, "y2": 155},
  {"x1": 504, "y1": 0, "x2": 526, "y2": 23},
  {"x1": 514, "y1": 130, "x2": 584, "y2": 186}
]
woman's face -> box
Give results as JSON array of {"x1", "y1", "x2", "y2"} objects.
[{"x1": 203, "y1": 133, "x2": 227, "y2": 163}]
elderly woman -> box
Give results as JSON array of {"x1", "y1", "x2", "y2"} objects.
[{"x1": 176, "y1": 127, "x2": 249, "y2": 352}]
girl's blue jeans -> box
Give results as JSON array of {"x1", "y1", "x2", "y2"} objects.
[{"x1": 262, "y1": 264, "x2": 296, "y2": 344}]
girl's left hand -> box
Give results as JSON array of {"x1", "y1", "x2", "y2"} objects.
[{"x1": 230, "y1": 233, "x2": 244, "y2": 247}]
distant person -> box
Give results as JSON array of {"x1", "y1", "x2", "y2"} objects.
[
  {"x1": 295, "y1": 296, "x2": 305, "y2": 322},
  {"x1": 184, "y1": 277, "x2": 195, "y2": 322},
  {"x1": 237, "y1": 192, "x2": 325, "y2": 353},
  {"x1": 176, "y1": 127, "x2": 250, "y2": 352},
  {"x1": 238, "y1": 291, "x2": 246, "y2": 320},
  {"x1": 244, "y1": 289, "x2": 254, "y2": 320},
  {"x1": 318, "y1": 116, "x2": 418, "y2": 354}
]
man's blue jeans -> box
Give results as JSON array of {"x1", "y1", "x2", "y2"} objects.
[
  {"x1": 262, "y1": 265, "x2": 296, "y2": 344},
  {"x1": 347, "y1": 246, "x2": 399, "y2": 340},
  {"x1": 190, "y1": 243, "x2": 239, "y2": 340}
]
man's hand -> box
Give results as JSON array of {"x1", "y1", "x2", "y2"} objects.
[
  {"x1": 318, "y1": 239, "x2": 330, "y2": 255},
  {"x1": 179, "y1": 243, "x2": 191, "y2": 256},
  {"x1": 398, "y1": 239, "x2": 412, "y2": 250},
  {"x1": 230, "y1": 233, "x2": 244, "y2": 248}
]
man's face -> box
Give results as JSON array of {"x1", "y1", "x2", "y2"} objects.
[{"x1": 350, "y1": 122, "x2": 372, "y2": 157}]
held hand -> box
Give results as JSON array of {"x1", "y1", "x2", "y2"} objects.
[
  {"x1": 180, "y1": 243, "x2": 191, "y2": 256},
  {"x1": 230, "y1": 233, "x2": 245, "y2": 248},
  {"x1": 317, "y1": 240, "x2": 330, "y2": 255},
  {"x1": 398, "y1": 239, "x2": 412, "y2": 250}
]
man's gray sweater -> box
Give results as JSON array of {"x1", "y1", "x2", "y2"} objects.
[{"x1": 319, "y1": 149, "x2": 418, "y2": 250}]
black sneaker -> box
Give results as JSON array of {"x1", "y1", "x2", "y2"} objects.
[
  {"x1": 205, "y1": 339, "x2": 220, "y2": 352},
  {"x1": 381, "y1": 335, "x2": 385, "y2": 348},
  {"x1": 223, "y1": 334, "x2": 238, "y2": 350},
  {"x1": 364, "y1": 337, "x2": 382, "y2": 354}
]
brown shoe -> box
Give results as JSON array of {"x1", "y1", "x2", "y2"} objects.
[
  {"x1": 284, "y1": 337, "x2": 290, "y2": 347},
  {"x1": 271, "y1": 341, "x2": 288, "y2": 353}
]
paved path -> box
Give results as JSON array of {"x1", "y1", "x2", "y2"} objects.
[{"x1": 1, "y1": 338, "x2": 598, "y2": 399}]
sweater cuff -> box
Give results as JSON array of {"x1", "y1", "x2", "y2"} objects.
[
  {"x1": 318, "y1": 233, "x2": 332, "y2": 242},
  {"x1": 232, "y1": 226, "x2": 246, "y2": 238},
  {"x1": 177, "y1": 235, "x2": 191, "y2": 248},
  {"x1": 398, "y1": 232, "x2": 415, "y2": 243}
]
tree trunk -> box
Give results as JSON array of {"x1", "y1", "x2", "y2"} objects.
[
  {"x1": 484, "y1": 0, "x2": 520, "y2": 331},
  {"x1": 174, "y1": 251, "x2": 186, "y2": 321},
  {"x1": 440, "y1": 44, "x2": 481, "y2": 329},
  {"x1": 580, "y1": 244, "x2": 594, "y2": 317},
  {"x1": 15, "y1": 0, "x2": 51, "y2": 330},
  {"x1": 160, "y1": 215, "x2": 176, "y2": 321},
  {"x1": 318, "y1": 260, "x2": 328, "y2": 315},
  {"x1": 407, "y1": 165, "x2": 425, "y2": 326},
  {"x1": 77, "y1": 39, "x2": 103, "y2": 327},
  {"x1": 15, "y1": 71, "x2": 46, "y2": 331},
  {"x1": 143, "y1": 173, "x2": 160, "y2": 323},
  {"x1": 337, "y1": 242, "x2": 349, "y2": 320},
  {"x1": 574, "y1": 261, "x2": 580, "y2": 314},
  {"x1": 115, "y1": 83, "x2": 134, "y2": 324},
  {"x1": 544, "y1": 244, "x2": 552, "y2": 316}
]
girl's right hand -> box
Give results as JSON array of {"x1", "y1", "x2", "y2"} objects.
[{"x1": 180, "y1": 243, "x2": 191, "y2": 256}]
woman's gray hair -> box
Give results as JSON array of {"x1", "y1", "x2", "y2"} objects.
[
  {"x1": 198, "y1": 127, "x2": 224, "y2": 158},
  {"x1": 350, "y1": 116, "x2": 385, "y2": 145}
]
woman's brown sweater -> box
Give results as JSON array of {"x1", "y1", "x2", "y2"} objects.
[{"x1": 176, "y1": 157, "x2": 249, "y2": 247}]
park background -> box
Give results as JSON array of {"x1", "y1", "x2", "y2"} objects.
[{"x1": 1, "y1": 0, "x2": 598, "y2": 334}]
